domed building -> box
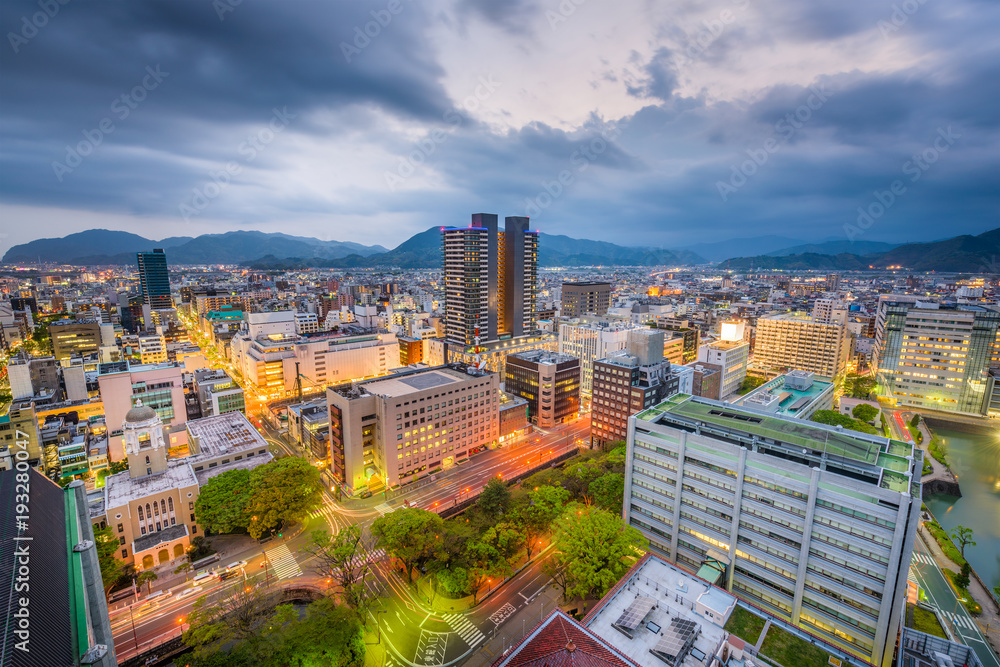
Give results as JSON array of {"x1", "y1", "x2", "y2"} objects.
[{"x1": 99, "y1": 406, "x2": 273, "y2": 571}]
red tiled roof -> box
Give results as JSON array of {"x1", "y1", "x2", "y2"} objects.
[{"x1": 494, "y1": 610, "x2": 636, "y2": 667}]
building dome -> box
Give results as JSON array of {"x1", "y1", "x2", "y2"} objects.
[{"x1": 124, "y1": 401, "x2": 158, "y2": 424}]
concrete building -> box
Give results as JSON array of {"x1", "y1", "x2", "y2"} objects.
[
  {"x1": 97, "y1": 361, "x2": 187, "y2": 462},
  {"x1": 294, "y1": 311, "x2": 321, "y2": 335},
  {"x1": 731, "y1": 370, "x2": 834, "y2": 419},
  {"x1": 49, "y1": 318, "x2": 102, "y2": 360},
  {"x1": 137, "y1": 332, "x2": 167, "y2": 364},
  {"x1": 287, "y1": 399, "x2": 329, "y2": 460},
  {"x1": 873, "y1": 299, "x2": 1000, "y2": 416},
  {"x1": 327, "y1": 364, "x2": 498, "y2": 495},
  {"x1": 688, "y1": 362, "x2": 722, "y2": 400},
  {"x1": 247, "y1": 310, "x2": 296, "y2": 339},
  {"x1": 592, "y1": 329, "x2": 678, "y2": 449},
  {"x1": 697, "y1": 336, "x2": 749, "y2": 400},
  {"x1": 7, "y1": 353, "x2": 60, "y2": 399},
  {"x1": 504, "y1": 350, "x2": 580, "y2": 428},
  {"x1": 100, "y1": 407, "x2": 271, "y2": 568},
  {"x1": 812, "y1": 298, "x2": 847, "y2": 326},
  {"x1": 137, "y1": 249, "x2": 172, "y2": 310},
  {"x1": 445, "y1": 332, "x2": 557, "y2": 378},
  {"x1": 193, "y1": 368, "x2": 246, "y2": 417},
  {"x1": 558, "y1": 320, "x2": 634, "y2": 395},
  {"x1": 624, "y1": 393, "x2": 921, "y2": 666},
  {"x1": 0, "y1": 402, "x2": 43, "y2": 466},
  {"x1": 442, "y1": 213, "x2": 538, "y2": 345},
  {"x1": 288, "y1": 330, "x2": 399, "y2": 391},
  {"x1": 561, "y1": 281, "x2": 612, "y2": 318},
  {"x1": 753, "y1": 313, "x2": 850, "y2": 379}
]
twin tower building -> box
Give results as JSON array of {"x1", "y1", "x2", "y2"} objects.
[{"x1": 442, "y1": 214, "x2": 538, "y2": 347}]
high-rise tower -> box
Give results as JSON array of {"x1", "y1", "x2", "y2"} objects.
[
  {"x1": 137, "y1": 248, "x2": 172, "y2": 310},
  {"x1": 442, "y1": 214, "x2": 538, "y2": 346}
]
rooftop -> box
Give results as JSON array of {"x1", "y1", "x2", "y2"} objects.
[
  {"x1": 194, "y1": 454, "x2": 272, "y2": 488},
  {"x1": 510, "y1": 350, "x2": 578, "y2": 365},
  {"x1": 186, "y1": 411, "x2": 268, "y2": 458},
  {"x1": 105, "y1": 464, "x2": 198, "y2": 509},
  {"x1": 492, "y1": 609, "x2": 634, "y2": 667},
  {"x1": 133, "y1": 523, "x2": 189, "y2": 554},
  {"x1": 583, "y1": 554, "x2": 735, "y2": 667},
  {"x1": 732, "y1": 372, "x2": 833, "y2": 418}
]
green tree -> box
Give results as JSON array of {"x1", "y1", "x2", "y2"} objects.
[
  {"x1": 94, "y1": 525, "x2": 126, "y2": 592},
  {"x1": 477, "y1": 477, "x2": 511, "y2": 522},
  {"x1": 992, "y1": 584, "x2": 1000, "y2": 604},
  {"x1": 262, "y1": 597, "x2": 365, "y2": 667},
  {"x1": 436, "y1": 566, "x2": 470, "y2": 597},
  {"x1": 464, "y1": 536, "x2": 510, "y2": 604},
  {"x1": 955, "y1": 562, "x2": 972, "y2": 590},
  {"x1": 551, "y1": 504, "x2": 648, "y2": 600},
  {"x1": 951, "y1": 525, "x2": 976, "y2": 559},
  {"x1": 371, "y1": 508, "x2": 443, "y2": 584},
  {"x1": 184, "y1": 576, "x2": 275, "y2": 659},
  {"x1": 588, "y1": 473, "x2": 625, "y2": 513},
  {"x1": 845, "y1": 374, "x2": 876, "y2": 399},
  {"x1": 246, "y1": 457, "x2": 323, "y2": 539},
  {"x1": 910, "y1": 414, "x2": 921, "y2": 428},
  {"x1": 563, "y1": 458, "x2": 604, "y2": 498},
  {"x1": 300, "y1": 526, "x2": 377, "y2": 612},
  {"x1": 530, "y1": 485, "x2": 571, "y2": 522},
  {"x1": 851, "y1": 404, "x2": 879, "y2": 423},
  {"x1": 107, "y1": 460, "x2": 128, "y2": 475},
  {"x1": 195, "y1": 468, "x2": 253, "y2": 534},
  {"x1": 480, "y1": 522, "x2": 525, "y2": 565},
  {"x1": 811, "y1": 409, "x2": 878, "y2": 435}
]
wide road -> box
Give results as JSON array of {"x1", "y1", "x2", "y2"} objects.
[{"x1": 910, "y1": 529, "x2": 1000, "y2": 667}]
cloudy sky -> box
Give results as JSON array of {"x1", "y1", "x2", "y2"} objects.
[{"x1": 1, "y1": 0, "x2": 998, "y2": 252}]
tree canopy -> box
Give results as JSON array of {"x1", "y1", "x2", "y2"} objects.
[
  {"x1": 195, "y1": 468, "x2": 254, "y2": 534},
  {"x1": 371, "y1": 508, "x2": 444, "y2": 583},
  {"x1": 851, "y1": 403, "x2": 879, "y2": 423},
  {"x1": 588, "y1": 473, "x2": 625, "y2": 513},
  {"x1": 811, "y1": 409, "x2": 879, "y2": 435},
  {"x1": 477, "y1": 477, "x2": 511, "y2": 522}
]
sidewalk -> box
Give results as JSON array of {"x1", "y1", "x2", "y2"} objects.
[
  {"x1": 917, "y1": 523, "x2": 1000, "y2": 656},
  {"x1": 464, "y1": 584, "x2": 563, "y2": 667}
]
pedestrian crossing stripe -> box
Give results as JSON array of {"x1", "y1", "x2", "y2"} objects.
[
  {"x1": 265, "y1": 544, "x2": 303, "y2": 580},
  {"x1": 442, "y1": 612, "x2": 486, "y2": 646},
  {"x1": 374, "y1": 502, "x2": 395, "y2": 515},
  {"x1": 942, "y1": 611, "x2": 976, "y2": 631},
  {"x1": 910, "y1": 553, "x2": 936, "y2": 565}
]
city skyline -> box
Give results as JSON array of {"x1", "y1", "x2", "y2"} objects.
[{"x1": 2, "y1": 1, "x2": 998, "y2": 250}]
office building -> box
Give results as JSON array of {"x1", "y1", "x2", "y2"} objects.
[
  {"x1": 7, "y1": 353, "x2": 60, "y2": 400},
  {"x1": 753, "y1": 313, "x2": 850, "y2": 379},
  {"x1": 442, "y1": 213, "x2": 538, "y2": 345},
  {"x1": 136, "y1": 249, "x2": 172, "y2": 310},
  {"x1": 137, "y1": 332, "x2": 167, "y2": 364},
  {"x1": 247, "y1": 310, "x2": 296, "y2": 339},
  {"x1": 287, "y1": 399, "x2": 329, "y2": 460},
  {"x1": 592, "y1": 330, "x2": 678, "y2": 450},
  {"x1": 558, "y1": 320, "x2": 635, "y2": 395},
  {"x1": 100, "y1": 408, "x2": 272, "y2": 568},
  {"x1": 826, "y1": 273, "x2": 842, "y2": 292},
  {"x1": 505, "y1": 350, "x2": 580, "y2": 428},
  {"x1": 624, "y1": 394, "x2": 921, "y2": 666},
  {"x1": 0, "y1": 402, "x2": 43, "y2": 466},
  {"x1": 0, "y1": 470, "x2": 116, "y2": 666},
  {"x1": 687, "y1": 362, "x2": 722, "y2": 400},
  {"x1": 327, "y1": 364, "x2": 499, "y2": 495},
  {"x1": 193, "y1": 368, "x2": 246, "y2": 417},
  {"x1": 289, "y1": 331, "x2": 399, "y2": 390},
  {"x1": 49, "y1": 318, "x2": 102, "y2": 360},
  {"x1": 697, "y1": 325, "x2": 749, "y2": 399},
  {"x1": 874, "y1": 298, "x2": 1000, "y2": 416},
  {"x1": 653, "y1": 320, "x2": 699, "y2": 363},
  {"x1": 812, "y1": 298, "x2": 847, "y2": 326},
  {"x1": 98, "y1": 360, "x2": 188, "y2": 462},
  {"x1": 445, "y1": 331, "x2": 556, "y2": 378},
  {"x1": 561, "y1": 281, "x2": 612, "y2": 318}
]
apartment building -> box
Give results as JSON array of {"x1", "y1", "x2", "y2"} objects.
[
  {"x1": 623, "y1": 394, "x2": 921, "y2": 666},
  {"x1": 98, "y1": 360, "x2": 187, "y2": 462},
  {"x1": 327, "y1": 364, "x2": 499, "y2": 495},
  {"x1": 873, "y1": 298, "x2": 1000, "y2": 416},
  {"x1": 193, "y1": 368, "x2": 246, "y2": 417},
  {"x1": 137, "y1": 332, "x2": 167, "y2": 364},
  {"x1": 557, "y1": 319, "x2": 634, "y2": 395},
  {"x1": 560, "y1": 281, "x2": 612, "y2": 318},
  {"x1": 504, "y1": 350, "x2": 580, "y2": 428},
  {"x1": 753, "y1": 313, "x2": 849, "y2": 379},
  {"x1": 49, "y1": 318, "x2": 102, "y2": 360},
  {"x1": 697, "y1": 337, "x2": 749, "y2": 399}
]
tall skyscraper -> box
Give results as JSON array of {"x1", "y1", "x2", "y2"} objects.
[
  {"x1": 442, "y1": 214, "x2": 538, "y2": 346},
  {"x1": 136, "y1": 248, "x2": 172, "y2": 310}
]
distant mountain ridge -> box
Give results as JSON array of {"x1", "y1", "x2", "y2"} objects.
[
  {"x1": 721, "y1": 228, "x2": 1000, "y2": 272},
  {"x1": 3, "y1": 229, "x2": 388, "y2": 265}
]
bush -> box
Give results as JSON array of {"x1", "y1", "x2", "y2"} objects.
[
  {"x1": 928, "y1": 436, "x2": 949, "y2": 467},
  {"x1": 910, "y1": 414, "x2": 921, "y2": 427},
  {"x1": 811, "y1": 409, "x2": 879, "y2": 435}
]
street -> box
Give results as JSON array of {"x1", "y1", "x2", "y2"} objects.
[{"x1": 909, "y1": 528, "x2": 1000, "y2": 667}]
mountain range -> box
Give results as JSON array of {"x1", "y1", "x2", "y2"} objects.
[
  {"x1": 4, "y1": 227, "x2": 997, "y2": 272},
  {"x1": 721, "y1": 228, "x2": 1000, "y2": 273}
]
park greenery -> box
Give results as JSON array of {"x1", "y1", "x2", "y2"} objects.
[
  {"x1": 843, "y1": 373, "x2": 876, "y2": 400},
  {"x1": 369, "y1": 445, "x2": 640, "y2": 605},
  {"x1": 851, "y1": 403, "x2": 879, "y2": 423},
  {"x1": 810, "y1": 409, "x2": 879, "y2": 435},
  {"x1": 927, "y1": 434, "x2": 949, "y2": 467},
  {"x1": 194, "y1": 456, "x2": 323, "y2": 539},
  {"x1": 736, "y1": 375, "x2": 767, "y2": 395}
]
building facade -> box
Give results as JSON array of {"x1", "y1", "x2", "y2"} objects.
[
  {"x1": 623, "y1": 394, "x2": 921, "y2": 666},
  {"x1": 557, "y1": 320, "x2": 634, "y2": 396},
  {"x1": 137, "y1": 249, "x2": 172, "y2": 310},
  {"x1": 561, "y1": 281, "x2": 612, "y2": 318},
  {"x1": 874, "y1": 299, "x2": 1000, "y2": 416},
  {"x1": 697, "y1": 338, "x2": 749, "y2": 399},
  {"x1": 504, "y1": 350, "x2": 580, "y2": 428},
  {"x1": 754, "y1": 313, "x2": 849, "y2": 379},
  {"x1": 49, "y1": 319, "x2": 102, "y2": 360}
]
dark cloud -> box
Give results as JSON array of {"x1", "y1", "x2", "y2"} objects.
[{"x1": 0, "y1": 0, "x2": 997, "y2": 250}]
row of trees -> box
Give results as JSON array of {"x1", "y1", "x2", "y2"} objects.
[
  {"x1": 195, "y1": 457, "x2": 324, "y2": 539},
  {"x1": 811, "y1": 409, "x2": 879, "y2": 435},
  {"x1": 363, "y1": 445, "x2": 644, "y2": 604}
]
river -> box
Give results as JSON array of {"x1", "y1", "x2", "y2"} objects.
[{"x1": 923, "y1": 426, "x2": 1000, "y2": 592}]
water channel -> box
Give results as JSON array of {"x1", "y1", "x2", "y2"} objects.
[{"x1": 923, "y1": 426, "x2": 1000, "y2": 591}]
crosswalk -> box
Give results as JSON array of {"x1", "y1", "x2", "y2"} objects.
[
  {"x1": 374, "y1": 502, "x2": 395, "y2": 515},
  {"x1": 911, "y1": 553, "x2": 934, "y2": 565},
  {"x1": 265, "y1": 544, "x2": 302, "y2": 580},
  {"x1": 939, "y1": 609, "x2": 979, "y2": 632},
  {"x1": 442, "y1": 612, "x2": 485, "y2": 648},
  {"x1": 308, "y1": 505, "x2": 342, "y2": 532}
]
